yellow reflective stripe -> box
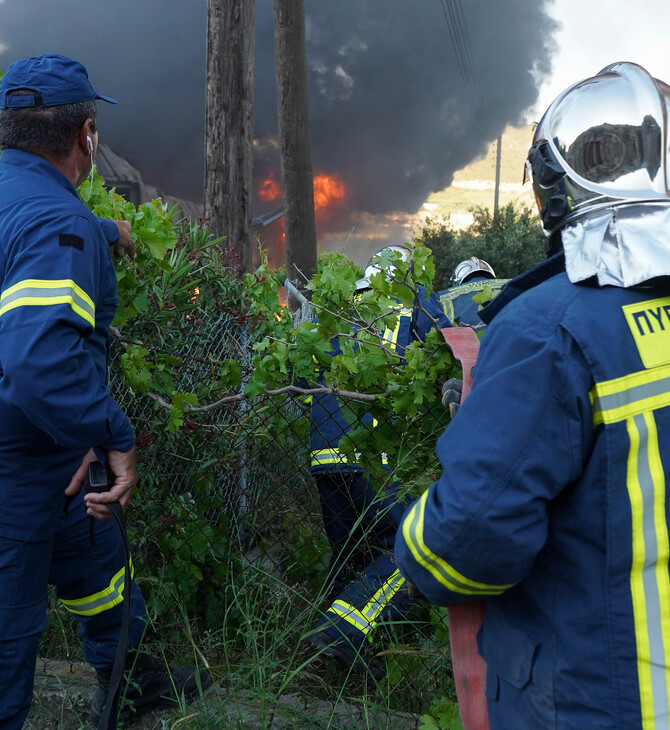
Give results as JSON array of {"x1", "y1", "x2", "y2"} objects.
[
  {"x1": 61, "y1": 560, "x2": 134, "y2": 616},
  {"x1": 0, "y1": 279, "x2": 95, "y2": 327},
  {"x1": 311, "y1": 448, "x2": 351, "y2": 467},
  {"x1": 361, "y1": 569, "x2": 405, "y2": 624},
  {"x1": 440, "y1": 296, "x2": 455, "y2": 324},
  {"x1": 649, "y1": 417, "x2": 670, "y2": 719},
  {"x1": 628, "y1": 415, "x2": 655, "y2": 722},
  {"x1": 325, "y1": 571, "x2": 406, "y2": 640},
  {"x1": 328, "y1": 600, "x2": 372, "y2": 635},
  {"x1": 594, "y1": 366, "x2": 670, "y2": 724},
  {"x1": 381, "y1": 310, "x2": 411, "y2": 352},
  {"x1": 626, "y1": 412, "x2": 670, "y2": 727},
  {"x1": 311, "y1": 450, "x2": 385, "y2": 468},
  {"x1": 592, "y1": 364, "x2": 670, "y2": 425},
  {"x1": 402, "y1": 490, "x2": 514, "y2": 595}
]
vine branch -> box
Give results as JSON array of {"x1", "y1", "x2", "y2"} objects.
[{"x1": 145, "y1": 384, "x2": 379, "y2": 413}]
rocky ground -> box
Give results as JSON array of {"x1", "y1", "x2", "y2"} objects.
[
  {"x1": 26, "y1": 659, "x2": 422, "y2": 729},
  {"x1": 26, "y1": 659, "x2": 170, "y2": 729}
]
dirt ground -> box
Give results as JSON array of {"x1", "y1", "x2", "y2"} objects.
[
  {"x1": 25, "y1": 658, "x2": 422, "y2": 729},
  {"x1": 26, "y1": 659, "x2": 176, "y2": 729}
]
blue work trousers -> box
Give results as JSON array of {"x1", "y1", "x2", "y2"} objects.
[
  {"x1": 0, "y1": 490, "x2": 146, "y2": 729},
  {"x1": 316, "y1": 553, "x2": 412, "y2": 651},
  {"x1": 315, "y1": 471, "x2": 408, "y2": 579},
  {"x1": 314, "y1": 471, "x2": 412, "y2": 649}
]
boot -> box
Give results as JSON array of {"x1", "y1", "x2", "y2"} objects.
[
  {"x1": 307, "y1": 623, "x2": 385, "y2": 679},
  {"x1": 90, "y1": 650, "x2": 211, "y2": 725}
]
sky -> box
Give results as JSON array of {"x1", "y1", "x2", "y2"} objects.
[
  {"x1": 0, "y1": 0, "x2": 556, "y2": 266},
  {"x1": 0, "y1": 1, "x2": 669, "y2": 261},
  {"x1": 532, "y1": 0, "x2": 670, "y2": 119}
]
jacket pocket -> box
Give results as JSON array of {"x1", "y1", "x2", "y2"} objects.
[
  {"x1": 478, "y1": 608, "x2": 539, "y2": 696},
  {"x1": 477, "y1": 608, "x2": 557, "y2": 730}
]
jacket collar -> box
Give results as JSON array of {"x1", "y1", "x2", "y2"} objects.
[
  {"x1": 479, "y1": 253, "x2": 565, "y2": 325},
  {"x1": 0, "y1": 148, "x2": 79, "y2": 198}
]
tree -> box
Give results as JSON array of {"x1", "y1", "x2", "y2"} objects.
[
  {"x1": 414, "y1": 202, "x2": 546, "y2": 289},
  {"x1": 205, "y1": 0, "x2": 255, "y2": 274},
  {"x1": 412, "y1": 217, "x2": 459, "y2": 291},
  {"x1": 273, "y1": 0, "x2": 318, "y2": 291}
]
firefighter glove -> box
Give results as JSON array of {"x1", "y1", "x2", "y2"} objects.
[{"x1": 441, "y1": 378, "x2": 463, "y2": 408}]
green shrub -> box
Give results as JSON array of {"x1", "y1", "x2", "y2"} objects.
[{"x1": 414, "y1": 201, "x2": 546, "y2": 289}]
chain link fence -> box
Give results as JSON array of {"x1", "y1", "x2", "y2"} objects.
[{"x1": 102, "y1": 299, "x2": 458, "y2": 726}]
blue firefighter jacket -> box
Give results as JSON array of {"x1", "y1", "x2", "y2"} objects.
[
  {"x1": 395, "y1": 253, "x2": 670, "y2": 728},
  {"x1": 437, "y1": 276, "x2": 508, "y2": 329},
  {"x1": 310, "y1": 287, "x2": 447, "y2": 473},
  {"x1": 0, "y1": 150, "x2": 134, "y2": 540}
]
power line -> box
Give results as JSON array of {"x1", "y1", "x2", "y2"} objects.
[
  {"x1": 453, "y1": 0, "x2": 482, "y2": 103},
  {"x1": 439, "y1": 0, "x2": 473, "y2": 103},
  {"x1": 439, "y1": 0, "x2": 482, "y2": 107}
]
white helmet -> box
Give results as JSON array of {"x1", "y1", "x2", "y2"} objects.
[
  {"x1": 525, "y1": 61, "x2": 670, "y2": 240},
  {"x1": 450, "y1": 257, "x2": 496, "y2": 286},
  {"x1": 355, "y1": 245, "x2": 412, "y2": 290}
]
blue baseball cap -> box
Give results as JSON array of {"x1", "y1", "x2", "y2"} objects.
[{"x1": 0, "y1": 53, "x2": 117, "y2": 109}]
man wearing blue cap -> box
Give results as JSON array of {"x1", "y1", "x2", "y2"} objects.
[{"x1": 0, "y1": 54, "x2": 209, "y2": 728}]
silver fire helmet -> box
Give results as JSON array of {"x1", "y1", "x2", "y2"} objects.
[
  {"x1": 525, "y1": 61, "x2": 670, "y2": 238},
  {"x1": 355, "y1": 245, "x2": 411, "y2": 290},
  {"x1": 450, "y1": 257, "x2": 496, "y2": 286}
]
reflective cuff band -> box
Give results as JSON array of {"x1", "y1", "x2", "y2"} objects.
[
  {"x1": 0, "y1": 279, "x2": 95, "y2": 327},
  {"x1": 361, "y1": 570, "x2": 405, "y2": 625},
  {"x1": 326, "y1": 570, "x2": 407, "y2": 638},
  {"x1": 311, "y1": 448, "x2": 360, "y2": 468},
  {"x1": 402, "y1": 491, "x2": 514, "y2": 596},
  {"x1": 328, "y1": 600, "x2": 373, "y2": 635},
  {"x1": 61, "y1": 559, "x2": 133, "y2": 616},
  {"x1": 311, "y1": 449, "x2": 385, "y2": 468}
]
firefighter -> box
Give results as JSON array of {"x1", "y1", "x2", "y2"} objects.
[
  {"x1": 308, "y1": 245, "x2": 448, "y2": 675},
  {"x1": 438, "y1": 258, "x2": 508, "y2": 416},
  {"x1": 0, "y1": 54, "x2": 209, "y2": 728},
  {"x1": 395, "y1": 61, "x2": 670, "y2": 728},
  {"x1": 438, "y1": 257, "x2": 507, "y2": 330}
]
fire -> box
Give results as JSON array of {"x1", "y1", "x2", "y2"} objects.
[
  {"x1": 253, "y1": 171, "x2": 345, "y2": 267},
  {"x1": 272, "y1": 285, "x2": 289, "y2": 320},
  {"x1": 256, "y1": 171, "x2": 346, "y2": 211},
  {"x1": 313, "y1": 173, "x2": 346, "y2": 211},
  {"x1": 258, "y1": 171, "x2": 282, "y2": 202}
]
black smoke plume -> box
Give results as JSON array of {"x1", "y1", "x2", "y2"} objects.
[{"x1": 0, "y1": 0, "x2": 557, "y2": 250}]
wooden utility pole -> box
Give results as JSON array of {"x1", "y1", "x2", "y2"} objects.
[
  {"x1": 273, "y1": 0, "x2": 317, "y2": 290},
  {"x1": 205, "y1": 0, "x2": 255, "y2": 274}
]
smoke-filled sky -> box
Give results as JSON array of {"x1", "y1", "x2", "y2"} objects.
[
  {"x1": 0, "y1": 0, "x2": 557, "y2": 254},
  {"x1": 256, "y1": 0, "x2": 556, "y2": 222},
  {"x1": 0, "y1": 0, "x2": 207, "y2": 200}
]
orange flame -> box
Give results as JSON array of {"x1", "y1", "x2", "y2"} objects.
[
  {"x1": 273, "y1": 286, "x2": 289, "y2": 320},
  {"x1": 258, "y1": 171, "x2": 282, "y2": 202},
  {"x1": 313, "y1": 173, "x2": 346, "y2": 211}
]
